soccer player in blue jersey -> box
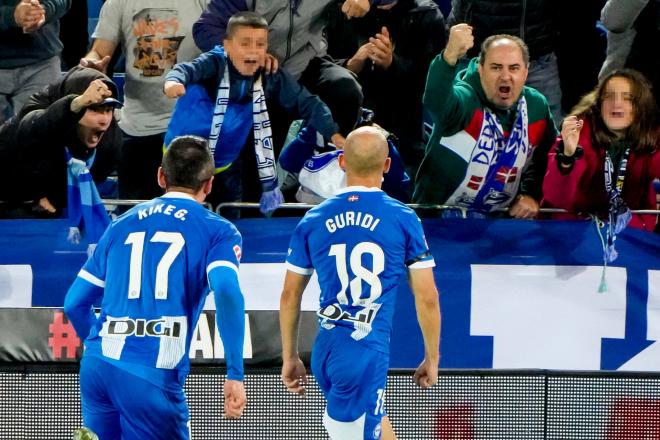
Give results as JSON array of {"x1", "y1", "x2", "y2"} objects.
[
  {"x1": 64, "y1": 135, "x2": 247, "y2": 439},
  {"x1": 280, "y1": 126, "x2": 441, "y2": 440}
]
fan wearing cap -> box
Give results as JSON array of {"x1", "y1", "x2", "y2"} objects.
[{"x1": 0, "y1": 66, "x2": 122, "y2": 217}]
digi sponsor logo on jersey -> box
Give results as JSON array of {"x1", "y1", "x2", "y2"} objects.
[{"x1": 105, "y1": 316, "x2": 185, "y2": 338}]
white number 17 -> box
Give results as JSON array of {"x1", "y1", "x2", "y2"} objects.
[{"x1": 124, "y1": 231, "x2": 185, "y2": 300}]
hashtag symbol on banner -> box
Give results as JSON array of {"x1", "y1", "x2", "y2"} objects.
[{"x1": 48, "y1": 311, "x2": 81, "y2": 360}]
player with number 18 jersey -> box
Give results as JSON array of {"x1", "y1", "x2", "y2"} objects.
[{"x1": 287, "y1": 186, "x2": 434, "y2": 354}]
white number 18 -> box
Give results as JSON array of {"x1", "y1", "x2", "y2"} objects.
[{"x1": 329, "y1": 242, "x2": 384, "y2": 306}]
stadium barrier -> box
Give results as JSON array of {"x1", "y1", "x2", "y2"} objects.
[{"x1": 2, "y1": 365, "x2": 660, "y2": 439}]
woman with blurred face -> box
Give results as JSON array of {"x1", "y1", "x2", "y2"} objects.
[{"x1": 542, "y1": 69, "x2": 660, "y2": 232}]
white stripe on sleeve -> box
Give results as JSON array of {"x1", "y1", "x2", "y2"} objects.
[
  {"x1": 286, "y1": 262, "x2": 314, "y2": 276},
  {"x1": 78, "y1": 269, "x2": 105, "y2": 287}
]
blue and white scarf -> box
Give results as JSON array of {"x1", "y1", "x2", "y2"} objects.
[
  {"x1": 65, "y1": 148, "x2": 110, "y2": 248},
  {"x1": 209, "y1": 64, "x2": 283, "y2": 214},
  {"x1": 446, "y1": 97, "x2": 530, "y2": 212}
]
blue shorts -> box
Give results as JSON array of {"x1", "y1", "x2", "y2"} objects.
[
  {"x1": 312, "y1": 331, "x2": 389, "y2": 440},
  {"x1": 80, "y1": 356, "x2": 190, "y2": 440}
]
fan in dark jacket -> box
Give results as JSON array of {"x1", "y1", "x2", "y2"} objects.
[
  {"x1": 324, "y1": 0, "x2": 447, "y2": 173},
  {"x1": 0, "y1": 66, "x2": 121, "y2": 217}
]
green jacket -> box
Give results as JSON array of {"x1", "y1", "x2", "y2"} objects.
[{"x1": 413, "y1": 52, "x2": 557, "y2": 207}]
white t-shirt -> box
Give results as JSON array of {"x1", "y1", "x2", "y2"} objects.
[{"x1": 93, "y1": 0, "x2": 208, "y2": 136}]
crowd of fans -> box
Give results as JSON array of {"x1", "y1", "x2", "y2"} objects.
[{"x1": 0, "y1": 0, "x2": 658, "y2": 232}]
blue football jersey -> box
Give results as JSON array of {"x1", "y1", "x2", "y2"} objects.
[
  {"x1": 78, "y1": 193, "x2": 241, "y2": 384},
  {"x1": 286, "y1": 186, "x2": 434, "y2": 353}
]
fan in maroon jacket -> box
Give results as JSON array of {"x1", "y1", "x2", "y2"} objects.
[{"x1": 542, "y1": 68, "x2": 660, "y2": 231}]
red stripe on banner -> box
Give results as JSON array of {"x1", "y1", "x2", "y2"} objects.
[
  {"x1": 606, "y1": 397, "x2": 660, "y2": 439},
  {"x1": 435, "y1": 404, "x2": 474, "y2": 439}
]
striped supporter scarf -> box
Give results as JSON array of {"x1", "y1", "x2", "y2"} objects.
[
  {"x1": 209, "y1": 64, "x2": 283, "y2": 214},
  {"x1": 65, "y1": 148, "x2": 110, "y2": 250}
]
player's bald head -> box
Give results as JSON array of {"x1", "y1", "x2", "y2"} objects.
[{"x1": 342, "y1": 126, "x2": 389, "y2": 178}]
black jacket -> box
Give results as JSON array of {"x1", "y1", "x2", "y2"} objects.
[
  {"x1": 325, "y1": 0, "x2": 447, "y2": 165},
  {"x1": 447, "y1": 0, "x2": 559, "y2": 60},
  {"x1": 0, "y1": 67, "x2": 120, "y2": 210}
]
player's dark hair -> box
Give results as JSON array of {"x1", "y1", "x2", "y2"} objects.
[
  {"x1": 225, "y1": 11, "x2": 268, "y2": 39},
  {"x1": 162, "y1": 136, "x2": 214, "y2": 192}
]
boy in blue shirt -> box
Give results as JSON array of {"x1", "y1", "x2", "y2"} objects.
[
  {"x1": 64, "y1": 135, "x2": 247, "y2": 439},
  {"x1": 164, "y1": 11, "x2": 344, "y2": 214},
  {"x1": 280, "y1": 126, "x2": 441, "y2": 439}
]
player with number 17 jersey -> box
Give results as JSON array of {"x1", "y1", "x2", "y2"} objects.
[
  {"x1": 75, "y1": 193, "x2": 243, "y2": 391},
  {"x1": 286, "y1": 186, "x2": 435, "y2": 354}
]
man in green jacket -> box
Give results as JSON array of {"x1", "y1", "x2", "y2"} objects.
[{"x1": 414, "y1": 23, "x2": 557, "y2": 219}]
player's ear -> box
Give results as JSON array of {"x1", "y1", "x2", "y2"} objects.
[
  {"x1": 157, "y1": 167, "x2": 167, "y2": 189},
  {"x1": 383, "y1": 157, "x2": 391, "y2": 174},
  {"x1": 338, "y1": 153, "x2": 346, "y2": 171},
  {"x1": 201, "y1": 176, "x2": 214, "y2": 197}
]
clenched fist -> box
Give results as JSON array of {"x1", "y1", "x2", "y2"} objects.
[{"x1": 444, "y1": 23, "x2": 474, "y2": 66}]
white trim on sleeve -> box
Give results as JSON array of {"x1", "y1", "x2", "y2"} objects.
[
  {"x1": 207, "y1": 260, "x2": 239, "y2": 276},
  {"x1": 78, "y1": 269, "x2": 105, "y2": 287},
  {"x1": 409, "y1": 259, "x2": 436, "y2": 270},
  {"x1": 286, "y1": 262, "x2": 314, "y2": 276}
]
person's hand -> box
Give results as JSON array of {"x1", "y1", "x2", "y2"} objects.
[
  {"x1": 346, "y1": 43, "x2": 371, "y2": 74},
  {"x1": 341, "y1": 0, "x2": 370, "y2": 18},
  {"x1": 37, "y1": 197, "x2": 56, "y2": 214},
  {"x1": 14, "y1": 0, "x2": 44, "y2": 33},
  {"x1": 330, "y1": 133, "x2": 346, "y2": 149},
  {"x1": 223, "y1": 380, "x2": 247, "y2": 419},
  {"x1": 70, "y1": 79, "x2": 113, "y2": 113},
  {"x1": 560, "y1": 116, "x2": 584, "y2": 157},
  {"x1": 413, "y1": 357, "x2": 438, "y2": 388},
  {"x1": 509, "y1": 194, "x2": 539, "y2": 219},
  {"x1": 368, "y1": 26, "x2": 393, "y2": 69},
  {"x1": 164, "y1": 81, "x2": 186, "y2": 98},
  {"x1": 281, "y1": 357, "x2": 307, "y2": 396},
  {"x1": 263, "y1": 53, "x2": 279, "y2": 74},
  {"x1": 79, "y1": 55, "x2": 111, "y2": 73},
  {"x1": 444, "y1": 23, "x2": 474, "y2": 66}
]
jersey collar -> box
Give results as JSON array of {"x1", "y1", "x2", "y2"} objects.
[
  {"x1": 338, "y1": 185, "x2": 383, "y2": 194},
  {"x1": 161, "y1": 191, "x2": 196, "y2": 201}
]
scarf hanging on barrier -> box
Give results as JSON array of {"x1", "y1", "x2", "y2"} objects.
[
  {"x1": 602, "y1": 146, "x2": 632, "y2": 263},
  {"x1": 65, "y1": 148, "x2": 110, "y2": 248},
  {"x1": 209, "y1": 62, "x2": 283, "y2": 214},
  {"x1": 446, "y1": 97, "x2": 530, "y2": 212}
]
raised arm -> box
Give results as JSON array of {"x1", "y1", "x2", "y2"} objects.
[
  {"x1": 408, "y1": 267, "x2": 440, "y2": 388},
  {"x1": 423, "y1": 24, "x2": 475, "y2": 132}
]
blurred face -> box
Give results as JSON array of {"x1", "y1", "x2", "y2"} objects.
[
  {"x1": 601, "y1": 76, "x2": 635, "y2": 135},
  {"x1": 478, "y1": 39, "x2": 528, "y2": 109},
  {"x1": 224, "y1": 26, "x2": 268, "y2": 76},
  {"x1": 77, "y1": 106, "x2": 113, "y2": 148}
]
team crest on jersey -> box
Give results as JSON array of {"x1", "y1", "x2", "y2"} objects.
[
  {"x1": 373, "y1": 423, "x2": 382, "y2": 439},
  {"x1": 348, "y1": 195, "x2": 359, "y2": 202},
  {"x1": 233, "y1": 245, "x2": 242, "y2": 261}
]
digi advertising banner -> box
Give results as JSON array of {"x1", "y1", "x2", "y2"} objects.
[{"x1": 0, "y1": 217, "x2": 658, "y2": 371}]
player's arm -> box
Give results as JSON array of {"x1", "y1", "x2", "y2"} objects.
[
  {"x1": 408, "y1": 266, "x2": 440, "y2": 388},
  {"x1": 63, "y1": 270, "x2": 104, "y2": 341},
  {"x1": 279, "y1": 269, "x2": 311, "y2": 395},
  {"x1": 209, "y1": 265, "x2": 246, "y2": 419}
]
